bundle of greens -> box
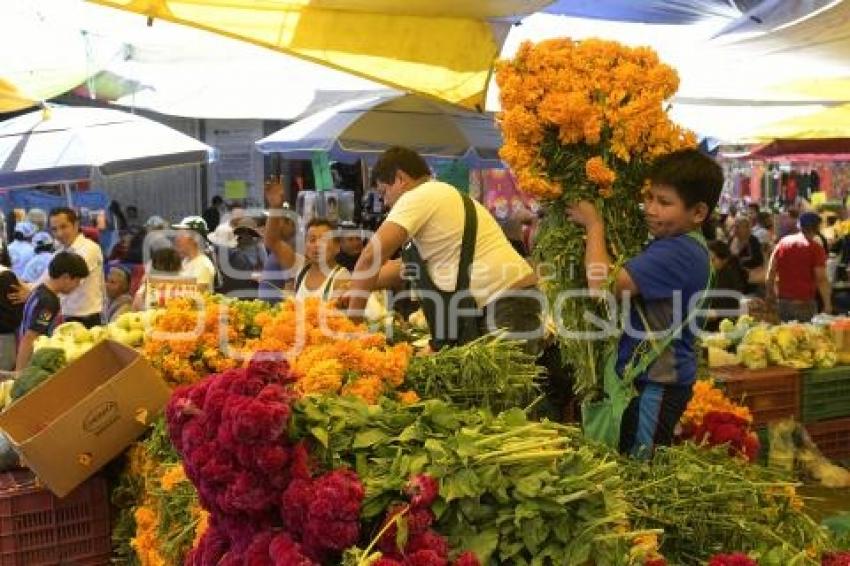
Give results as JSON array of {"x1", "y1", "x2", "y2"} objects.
[
  {"x1": 621, "y1": 443, "x2": 832, "y2": 565},
  {"x1": 405, "y1": 335, "x2": 541, "y2": 413},
  {"x1": 291, "y1": 395, "x2": 638, "y2": 565}
]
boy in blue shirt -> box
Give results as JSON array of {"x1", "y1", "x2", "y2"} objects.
[
  {"x1": 15, "y1": 251, "x2": 90, "y2": 371},
  {"x1": 569, "y1": 149, "x2": 723, "y2": 457}
]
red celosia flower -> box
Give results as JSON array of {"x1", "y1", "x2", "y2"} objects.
[
  {"x1": 406, "y1": 474, "x2": 440, "y2": 509},
  {"x1": 707, "y1": 553, "x2": 758, "y2": 566},
  {"x1": 406, "y1": 531, "x2": 449, "y2": 558},
  {"x1": 243, "y1": 530, "x2": 274, "y2": 566},
  {"x1": 407, "y1": 550, "x2": 448, "y2": 566},
  {"x1": 452, "y1": 551, "x2": 481, "y2": 566},
  {"x1": 302, "y1": 469, "x2": 364, "y2": 556},
  {"x1": 185, "y1": 525, "x2": 229, "y2": 566},
  {"x1": 280, "y1": 479, "x2": 314, "y2": 537},
  {"x1": 645, "y1": 559, "x2": 667, "y2": 566},
  {"x1": 269, "y1": 533, "x2": 318, "y2": 566},
  {"x1": 823, "y1": 552, "x2": 850, "y2": 566},
  {"x1": 372, "y1": 559, "x2": 405, "y2": 566}
]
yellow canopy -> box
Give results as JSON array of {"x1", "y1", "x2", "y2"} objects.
[
  {"x1": 754, "y1": 103, "x2": 850, "y2": 140},
  {"x1": 88, "y1": 0, "x2": 551, "y2": 110}
]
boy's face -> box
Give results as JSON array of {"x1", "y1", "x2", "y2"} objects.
[
  {"x1": 643, "y1": 184, "x2": 707, "y2": 239},
  {"x1": 55, "y1": 275, "x2": 82, "y2": 295}
]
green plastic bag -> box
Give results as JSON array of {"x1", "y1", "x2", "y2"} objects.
[{"x1": 581, "y1": 348, "x2": 634, "y2": 450}]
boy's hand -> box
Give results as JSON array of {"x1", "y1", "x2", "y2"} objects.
[
  {"x1": 264, "y1": 176, "x2": 285, "y2": 209},
  {"x1": 567, "y1": 201, "x2": 603, "y2": 230}
]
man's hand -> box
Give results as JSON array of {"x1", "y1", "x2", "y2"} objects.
[
  {"x1": 8, "y1": 283, "x2": 31, "y2": 305},
  {"x1": 567, "y1": 201, "x2": 603, "y2": 230},
  {"x1": 264, "y1": 176, "x2": 285, "y2": 209}
]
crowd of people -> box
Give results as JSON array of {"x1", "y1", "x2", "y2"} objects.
[{"x1": 702, "y1": 200, "x2": 839, "y2": 327}]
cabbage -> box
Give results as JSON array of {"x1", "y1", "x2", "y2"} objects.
[
  {"x1": 737, "y1": 344, "x2": 767, "y2": 369},
  {"x1": 741, "y1": 326, "x2": 771, "y2": 348}
]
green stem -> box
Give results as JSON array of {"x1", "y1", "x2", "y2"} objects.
[{"x1": 358, "y1": 504, "x2": 410, "y2": 566}]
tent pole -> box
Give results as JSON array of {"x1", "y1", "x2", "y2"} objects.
[{"x1": 64, "y1": 183, "x2": 73, "y2": 207}]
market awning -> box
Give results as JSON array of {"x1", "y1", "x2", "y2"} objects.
[
  {"x1": 748, "y1": 138, "x2": 850, "y2": 159},
  {"x1": 87, "y1": 0, "x2": 552, "y2": 111},
  {"x1": 754, "y1": 104, "x2": 850, "y2": 141}
]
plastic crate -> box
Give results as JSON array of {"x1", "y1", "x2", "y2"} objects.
[
  {"x1": 806, "y1": 417, "x2": 850, "y2": 463},
  {"x1": 801, "y1": 366, "x2": 850, "y2": 423},
  {"x1": 0, "y1": 469, "x2": 111, "y2": 566},
  {"x1": 712, "y1": 365, "x2": 801, "y2": 428}
]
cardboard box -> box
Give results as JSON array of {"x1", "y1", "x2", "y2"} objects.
[{"x1": 0, "y1": 340, "x2": 171, "y2": 497}]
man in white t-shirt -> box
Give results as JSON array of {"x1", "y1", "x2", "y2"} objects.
[
  {"x1": 173, "y1": 217, "x2": 217, "y2": 290},
  {"x1": 344, "y1": 146, "x2": 543, "y2": 353}
]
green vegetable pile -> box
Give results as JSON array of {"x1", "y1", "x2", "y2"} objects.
[
  {"x1": 10, "y1": 347, "x2": 66, "y2": 400},
  {"x1": 405, "y1": 335, "x2": 541, "y2": 413},
  {"x1": 621, "y1": 443, "x2": 831, "y2": 565},
  {"x1": 291, "y1": 395, "x2": 639, "y2": 565}
]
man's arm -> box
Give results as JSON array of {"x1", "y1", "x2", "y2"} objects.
[
  {"x1": 263, "y1": 178, "x2": 298, "y2": 270},
  {"x1": 568, "y1": 201, "x2": 638, "y2": 296},
  {"x1": 376, "y1": 258, "x2": 404, "y2": 291},
  {"x1": 15, "y1": 330, "x2": 39, "y2": 372},
  {"x1": 346, "y1": 222, "x2": 408, "y2": 313},
  {"x1": 815, "y1": 266, "x2": 832, "y2": 313},
  {"x1": 765, "y1": 246, "x2": 779, "y2": 303}
]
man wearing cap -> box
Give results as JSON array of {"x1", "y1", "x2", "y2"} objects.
[
  {"x1": 173, "y1": 216, "x2": 217, "y2": 290},
  {"x1": 21, "y1": 232, "x2": 55, "y2": 283},
  {"x1": 218, "y1": 217, "x2": 267, "y2": 294},
  {"x1": 766, "y1": 212, "x2": 832, "y2": 322},
  {"x1": 9, "y1": 221, "x2": 36, "y2": 278}
]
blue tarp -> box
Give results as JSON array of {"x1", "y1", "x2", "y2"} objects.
[
  {"x1": 542, "y1": 0, "x2": 762, "y2": 24},
  {"x1": 6, "y1": 189, "x2": 109, "y2": 213}
]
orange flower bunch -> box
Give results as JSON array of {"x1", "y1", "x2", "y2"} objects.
[
  {"x1": 244, "y1": 298, "x2": 414, "y2": 404},
  {"x1": 682, "y1": 379, "x2": 753, "y2": 428},
  {"x1": 496, "y1": 38, "x2": 695, "y2": 200},
  {"x1": 142, "y1": 296, "x2": 250, "y2": 386}
]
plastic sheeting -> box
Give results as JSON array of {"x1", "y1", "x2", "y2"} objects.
[{"x1": 88, "y1": 0, "x2": 551, "y2": 110}]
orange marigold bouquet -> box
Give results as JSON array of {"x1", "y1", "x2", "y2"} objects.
[
  {"x1": 496, "y1": 38, "x2": 696, "y2": 396},
  {"x1": 244, "y1": 298, "x2": 415, "y2": 404}
]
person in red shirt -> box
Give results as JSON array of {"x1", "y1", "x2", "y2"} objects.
[{"x1": 766, "y1": 212, "x2": 831, "y2": 322}]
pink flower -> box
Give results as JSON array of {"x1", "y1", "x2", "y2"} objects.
[
  {"x1": 247, "y1": 353, "x2": 295, "y2": 384},
  {"x1": 406, "y1": 474, "x2": 440, "y2": 509},
  {"x1": 222, "y1": 472, "x2": 278, "y2": 515}
]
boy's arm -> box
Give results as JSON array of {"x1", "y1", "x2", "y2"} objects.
[
  {"x1": 568, "y1": 201, "x2": 638, "y2": 296},
  {"x1": 14, "y1": 330, "x2": 38, "y2": 372}
]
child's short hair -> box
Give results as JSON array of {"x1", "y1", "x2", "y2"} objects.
[
  {"x1": 371, "y1": 146, "x2": 431, "y2": 186},
  {"x1": 48, "y1": 251, "x2": 89, "y2": 279},
  {"x1": 648, "y1": 149, "x2": 723, "y2": 213}
]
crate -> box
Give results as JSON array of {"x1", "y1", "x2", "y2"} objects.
[
  {"x1": 805, "y1": 417, "x2": 850, "y2": 463},
  {"x1": 712, "y1": 365, "x2": 801, "y2": 428},
  {"x1": 0, "y1": 469, "x2": 111, "y2": 566},
  {"x1": 801, "y1": 366, "x2": 850, "y2": 423}
]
